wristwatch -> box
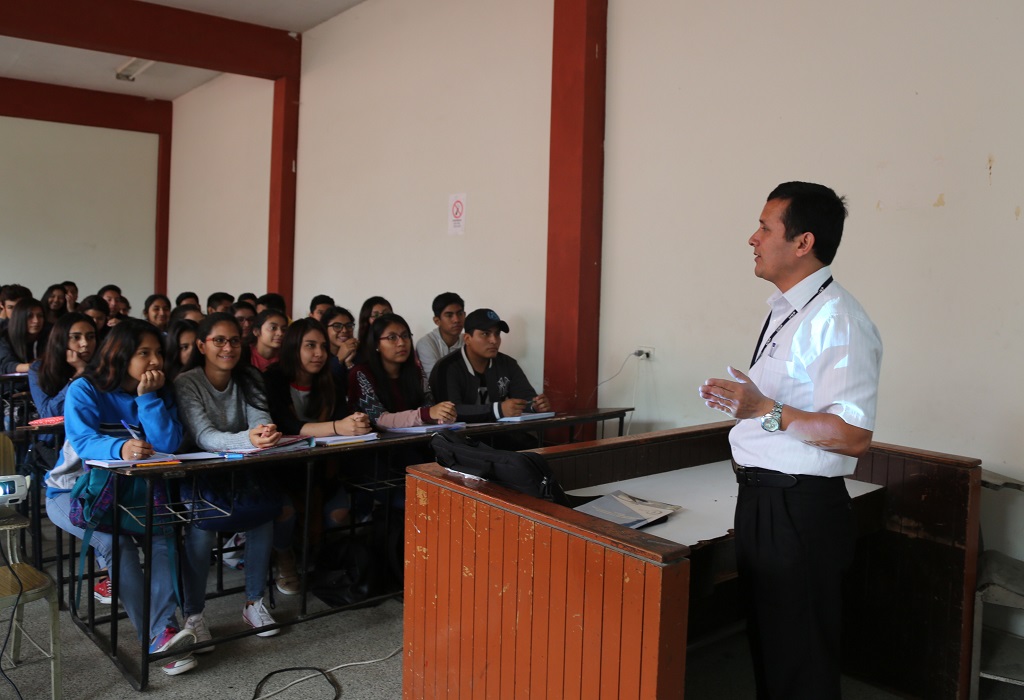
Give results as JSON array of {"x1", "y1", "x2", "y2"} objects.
[{"x1": 760, "y1": 400, "x2": 783, "y2": 432}]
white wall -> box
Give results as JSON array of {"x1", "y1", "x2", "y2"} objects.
[
  {"x1": 0, "y1": 116, "x2": 157, "y2": 304},
  {"x1": 599, "y1": 0, "x2": 1024, "y2": 628},
  {"x1": 168, "y1": 73, "x2": 273, "y2": 304},
  {"x1": 294, "y1": 0, "x2": 553, "y2": 370}
]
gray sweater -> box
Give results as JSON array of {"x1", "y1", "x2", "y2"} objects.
[{"x1": 173, "y1": 367, "x2": 272, "y2": 452}]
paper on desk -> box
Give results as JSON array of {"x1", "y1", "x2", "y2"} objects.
[
  {"x1": 220, "y1": 435, "x2": 316, "y2": 454},
  {"x1": 315, "y1": 433, "x2": 379, "y2": 446},
  {"x1": 386, "y1": 422, "x2": 466, "y2": 434},
  {"x1": 498, "y1": 412, "x2": 556, "y2": 422},
  {"x1": 86, "y1": 452, "x2": 176, "y2": 468},
  {"x1": 574, "y1": 490, "x2": 682, "y2": 529}
]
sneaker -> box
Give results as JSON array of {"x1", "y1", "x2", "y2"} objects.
[
  {"x1": 273, "y1": 549, "x2": 301, "y2": 596},
  {"x1": 184, "y1": 612, "x2": 215, "y2": 654},
  {"x1": 148, "y1": 626, "x2": 198, "y2": 676},
  {"x1": 242, "y1": 598, "x2": 279, "y2": 638},
  {"x1": 94, "y1": 577, "x2": 112, "y2": 605}
]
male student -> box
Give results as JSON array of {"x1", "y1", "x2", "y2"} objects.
[
  {"x1": 416, "y1": 292, "x2": 466, "y2": 377},
  {"x1": 308, "y1": 294, "x2": 335, "y2": 321},
  {"x1": 699, "y1": 181, "x2": 882, "y2": 700},
  {"x1": 175, "y1": 291, "x2": 200, "y2": 308},
  {"x1": 430, "y1": 308, "x2": 550, "y2": 422},
  {"x1": 206, "y1": 291, "x2": 235, "y2": 315}
]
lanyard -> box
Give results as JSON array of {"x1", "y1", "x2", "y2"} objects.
[{"x1": 749, "y1": 276, "x2": 833, "y2": 368}]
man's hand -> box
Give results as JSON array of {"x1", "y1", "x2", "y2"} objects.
[
  {"x1": 531, "y1": 394, "x2": 551, "y2": 412},
  {"x1": 698, "y1": 366, "x2": 774, "y2": 420},
  {"x1": 500, "y1": 398, "x2": 528, "y2": 417}
]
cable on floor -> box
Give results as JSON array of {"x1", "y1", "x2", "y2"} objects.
[{"x1": 252, "y1": 644, "x2": 403, "y2": 700}]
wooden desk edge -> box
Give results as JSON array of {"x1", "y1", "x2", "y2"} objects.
[{"x1": 407, "y1": 462, "x2": 690, "y2": 566}]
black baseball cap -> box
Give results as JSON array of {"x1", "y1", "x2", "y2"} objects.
[{"x1": 464, "y1": 308, "x2": 510, "y2": 334}]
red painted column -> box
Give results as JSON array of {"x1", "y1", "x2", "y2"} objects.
[
  {"x1": 267, "y1": 74, "x2": 301, "y2": 307},
  {"x1": 544, "y1": 0, "x2": 608, "y2": 412}
]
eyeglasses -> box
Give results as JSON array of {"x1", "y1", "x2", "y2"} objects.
[
  {"x1": 206, "y1": 336, "x2": 243, "y2": 348},
  {"x1": 379, "y1": 332, "x2": 412, "y2": 343},
  {"x1": 328, "y1": 322, "x2": 355, "y2": 332}
]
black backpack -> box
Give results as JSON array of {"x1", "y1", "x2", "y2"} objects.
[{"x1": 430, "y1": 432, "x2": 594, "y2": 508}]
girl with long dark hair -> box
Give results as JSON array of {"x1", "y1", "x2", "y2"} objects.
[
  {"x1": 0, "y1": 297, "x2": 49, "y2": 374},
  {"x1": 44, "y1": 319, "x2": 196, "y2": 676},
  {"x1": 28, "y1": 312, "x2": 96, "y2": 418},
  {"x1": 163, "y1": 318, "x2": 198, "y2": 384}
]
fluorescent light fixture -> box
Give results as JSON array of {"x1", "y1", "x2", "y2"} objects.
[{"x1": 115, "y1": 57, "x2": 156, "y2": 82}]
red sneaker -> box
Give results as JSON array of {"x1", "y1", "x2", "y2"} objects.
[{"x1": 94, "y1": 577, "x2": 112, "y2": 605}]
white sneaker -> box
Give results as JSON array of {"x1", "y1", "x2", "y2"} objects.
[
  {"x1": 184, "y1": 612, "x2": 215, "y2": 654},
  {"x1": 242, "y1": 598, "x2": 279, "y2": 637}
]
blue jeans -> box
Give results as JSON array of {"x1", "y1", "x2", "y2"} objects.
[
  {"x1": 46, "y1": 492, "x2": 180, "y2": 642},
  {"x1": 182, "y1": 520, "x2": 272, "y2": 614}
]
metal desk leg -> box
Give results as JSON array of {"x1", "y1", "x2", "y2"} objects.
[{"x1": 299, "y1": 460, "x2": 314, "y2": 616}]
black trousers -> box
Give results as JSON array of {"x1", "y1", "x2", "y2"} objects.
[{"x1": 734, "y1": 470, "x2": 855, "y2": 700}]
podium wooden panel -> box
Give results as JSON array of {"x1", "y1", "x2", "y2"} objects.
[{"x1": 404, "y1": 467, "x2": 690, "y2": 699}]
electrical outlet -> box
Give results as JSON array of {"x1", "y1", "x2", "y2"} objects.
[{"x1": 636, "y1": 346, "x2": 654, "y2": 360}]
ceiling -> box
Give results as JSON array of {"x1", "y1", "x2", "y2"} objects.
[{"x1": 0, "y1": 0, "x2": 365, "y2": 101}]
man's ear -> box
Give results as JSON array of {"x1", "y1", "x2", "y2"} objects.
[
  {"x1": 433, "y1": 316, "x2": 442, "y2": 328},
  {"x1": 794, "y1": 231, "x2": 816, "y2": 258}
]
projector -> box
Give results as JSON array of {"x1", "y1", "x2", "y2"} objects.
[{"x1": 0, "y1": 475, "x2": 28, "y2": 506}]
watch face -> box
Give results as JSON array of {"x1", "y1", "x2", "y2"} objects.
[{"x1": 761, "y1": 416, "x2": 780, "y2": 432}]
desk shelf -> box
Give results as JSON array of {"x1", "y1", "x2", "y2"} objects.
[{"x1": 979, "y1": 626, "x2": 1024, "y2": 686}]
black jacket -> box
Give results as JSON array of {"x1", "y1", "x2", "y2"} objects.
[{"x1": 429, "y1": 348, "x2": 537, "y2": 423}]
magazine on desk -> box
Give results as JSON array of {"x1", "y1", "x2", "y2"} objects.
[
  {"x1": 574, "y1": 490, "x2": 682, "y2": 529},
  {"x1": 498, "y1": 411, "x2": 555, "y2": 422},
  {"x1": 315, "y1": 432, "x2": 380, "y2": 446},
  {"x1": 220, "y1": 435, "x2": 316, "y2": 455},
  {"x1": 385, "y1": 422, "x2": 466, "y2": 434}
]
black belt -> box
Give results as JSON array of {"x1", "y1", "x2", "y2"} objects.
[{"x1": 732, "y1": 461, "x2": 800, "y2": 488}]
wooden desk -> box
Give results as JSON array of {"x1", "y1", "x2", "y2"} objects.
[{"x1": 404, "y1": 422, "x2": 982, "y2": 700}]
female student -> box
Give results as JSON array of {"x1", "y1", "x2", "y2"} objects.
[
  {"x1": 144, "y1": 294, "x2": 172, "y2": 332},
  {"x1": 174, "y1": 313, "x2": 283, "y2": 645},
  {"x1": 355, "y1": 296, "x2": 392, "y2": 359},
  {"x1": 163, "y1": 319, "x2": 198, "y2": 384},
  {"x1": 43, "y1": 283, "x2": 67, "y2": 325},
  {"x1": 263, "y1": 319, "x2": 371, "y2": 592},
  {"x1": 250, "y1": 308, "x2": 287, "y2": 372},
  {"x1": 44, "y1": 320, "x2": 197, "y2": 677},
  {"x1": 28, "y1": 312, "x2": 96, "y2": 418},
  {"x1": 77, "y1": 295, "x2": 111, "y2": 342},
  {"x1": 348, "y1": 313, "x2": 456, "y2": 429},
  {"x1": 322, "y1": 306, "x2": 358, "y2": 384},
  {"x1": 0, "y1": 297, "x2": 49, "y2": 374},
  {"x1": 231, "y1": 301, "x2": 257, "y2": 343}
]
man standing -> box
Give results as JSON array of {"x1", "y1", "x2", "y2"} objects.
[
  {"x1": 416, "y1": 292, "x2": 466, "y2": 377},
  {"x1": 430, "y1": 308, "x2": 550, "y2": 422},
  {"x1": 699, "y1": 182, "x2": 882, "y2": 700}
]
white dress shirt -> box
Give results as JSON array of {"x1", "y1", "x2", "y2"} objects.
[{"x1": 730, "y1": 265, "x2": 883, "y2": 477}]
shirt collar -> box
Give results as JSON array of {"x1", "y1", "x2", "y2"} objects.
[
  {"x1": 767, "y1": 265, "x2": 833, "y2": 311},
  {"x1": 461, "y1": 346, "x2": 492, "y2": 375}
]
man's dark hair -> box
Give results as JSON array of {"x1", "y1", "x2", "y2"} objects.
[
  {"x1": 0, "y1": 284, "x2": 32, "y2": 305},
  {"x1": 97, "y1": 284, "x2": 121, "y2": 298},
  {"x1": 237, "y1": 292, "x2": 258, "y2": 305},
  {"x1": 309, "y1": 294, "x2": 335, "y2": 313},
  {"x1": 431, "y1": 292, "x2": 465, "y2": 318},
  {"x1": 169, "y1": 303, "x2": 203, "y2": 324},
  {"x1": 767, "y1": 182, "x2": 848, "y2": 265},
  {"x1": 207, "y1": 291, "x2": 235, "y2": 311},
  {"x1": 256, "y1": 293, "x2": 287, "y2": 314},
  {"x1": 175, "y1": 291, "x2": 199, "y2": 307}
]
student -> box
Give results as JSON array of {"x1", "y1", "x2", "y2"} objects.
[
  {"x1": 97, "y1": 284, "x2": 122, "y2": 317},
  {"x1": 62, "y1": 280, "x2": 79, "y2": 311},
  {"x1": 44, "y1": 320, "x2": 196, "y2": 676},
  {"x1": 416, "y1": 292, "x2": 465, "y2": 377},
  {"x1": 430, "y1": 308, "x2": 551, "y2": 422},
  {"x1": 174, "y1": 313, "x2": 283, "y2": 644},
  {"x1": 322, "y1": 306, "x2": 358, "y2": 384},
  {"x1": 28, "y1": 312, "x2": 97, "y2": 419},
  {"x1": 355, "y1": 296, "x2": 392, "y2": 364},
  {"x1": 231, "y1": 301, "x2": 257, "y2": 342},
  {"x1": 263, "y1": 319, "x2": 372, "y2": 591},
  {"x1": 255, "y1": 293, "x2": 287, "y2": 315},
  {"x1": 42, "y1": 283, "x2": 68, "y2": 325},
  {"x1": 169, "y1": 303, "x2": 204, "y2": 325},
  {"x1": 348, "y1": 313, "x2": 456, "y2": 429},
  {"x1": 308, "y1": 294, "x2": 335, "y2": 321},
  {"x1": 206, "y1": 292, "x2": 234, "y2": 315},
  {"x1": 0, "y1": 298, "x2": 49, "y2": 374},
  {"x1": 175, "y1": 291, "x2": 200, "y2": 308},
  {"x1": 163, "y1": 319, "x2": 198, "y2": 384},
  {"x1": 77, "y1": 295, "x2": 111, "y2": 341},
  {"x1": 117, "y1": 296, "x2": 132, "y2": 318},
  {"x1": 250, "y1": 308, "x2": 287, "y2": 372},
  {"x1": 237, "y1": 292, "x2": 258, "y2": 306},
  {"x1": 144, "y1": 294, "x2": 172, "y2": 332},
  {"x1": 0, "y1": 284, "x2": 31, "y2": 332}
]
